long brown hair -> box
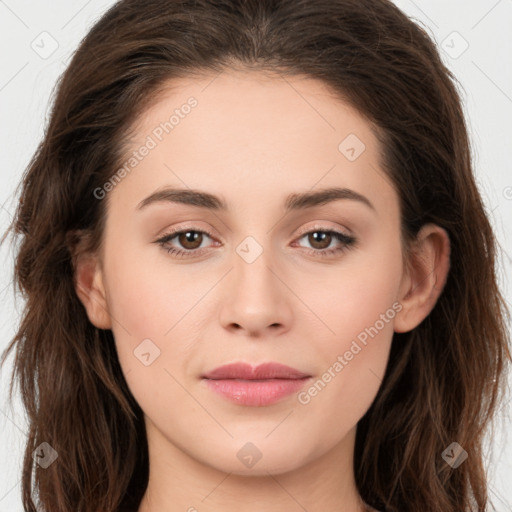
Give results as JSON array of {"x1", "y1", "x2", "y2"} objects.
[{"x1": 1, "y1": 1, "x2": 510, "y2": 511}]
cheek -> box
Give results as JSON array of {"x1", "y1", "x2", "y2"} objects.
[
  {"x1": 103, "y1": 243, "x2": 201, "y2": 337},
  {"x1": 103, "y1": 261, "x2": 203, "y2": 419},
  {"x1": 100, "y1": 250, "x2": 198, "y2": 385},
  {"x1": 304, "y1": 233, "x2": 402, "y2": 353},
  {"x1": 294, "y1": 237, "x2": 402, "y2": 422}
]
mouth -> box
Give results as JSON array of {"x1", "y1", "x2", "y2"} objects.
[{"x1": 201, "y1": 362, "x2": 312, "y2": 407}]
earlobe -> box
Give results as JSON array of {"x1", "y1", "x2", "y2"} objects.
[
  {"x1": 69, "y1": 231, "x2": 112, "y2": 330},
  {"x1": 394, "y1": 224, "x2": 451, "y2": 333}
]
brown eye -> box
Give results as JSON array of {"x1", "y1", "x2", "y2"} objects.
[
  {"x1": 155, "y1": 227, "x2": 217, "y2": 258},
  {"x1": 294, "y1": 228, "x2": 356, "y2": 258},
  {"x1": 156, "y1": 226, "x2": 355, "y2": 260},
  {"x1": 177, "y1": 231, "x2": 203, "y2": 250},
  {"x1": 307, "y1": 231, "x2": 332, "y2": 250}
]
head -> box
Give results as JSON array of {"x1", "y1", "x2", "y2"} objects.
[{"x1": 2, "y1": 1, "x2": 510, "y2": 512}]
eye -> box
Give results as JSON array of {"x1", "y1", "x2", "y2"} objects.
[
  {"x1": 155, "y1": 227, "x2": 218, "y2": 258},
  {"x1": 155, "y1": 225, "x2": 357, "y2": 259},
  {"x1": 293, "y1": 227, "x2": 356, "y2": 257}
]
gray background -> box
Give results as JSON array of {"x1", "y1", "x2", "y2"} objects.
[{"x1": 1, "y1": 0, "x2": 511, "y2": 510}]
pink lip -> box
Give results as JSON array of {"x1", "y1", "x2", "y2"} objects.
[
  {"x1": 203, "y1": 362, "x2": 309, "y2": 380},
  {"x1": 202, "y1": 362, "x2": 311, "y2": 406}
]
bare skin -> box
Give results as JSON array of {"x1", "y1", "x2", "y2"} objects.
[{"x1": 75, "y1": 69, "x2": 450, "y2": 512}]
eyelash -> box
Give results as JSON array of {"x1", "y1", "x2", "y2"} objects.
[{"x1": 155, "y1": 225, "x2": 357, "y2": 259}]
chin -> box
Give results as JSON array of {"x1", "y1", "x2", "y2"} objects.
[{"x1": 196, "y1": 436, "x2": 317, "y2": 477}]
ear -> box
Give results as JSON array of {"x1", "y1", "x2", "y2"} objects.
[
  {"x1": 68, "y1": 230, "x2": 112, "y2": 330},
  {"x1": 394, "y1": 223, "x2": 451, "y2": 333}
]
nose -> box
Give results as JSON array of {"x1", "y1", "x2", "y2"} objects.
[{"x1": 218, "y1": 249, "x2": 293, "y2": 338}]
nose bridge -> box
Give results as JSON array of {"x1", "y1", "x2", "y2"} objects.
[{"x1": 232, "y1": 234, "x2": 278, "y2": 303}]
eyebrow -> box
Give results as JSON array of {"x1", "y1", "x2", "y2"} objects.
[{"x1": 136, "y1": 186, "x2": 376, "y2": 212}]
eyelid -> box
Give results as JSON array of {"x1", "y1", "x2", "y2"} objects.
[
  {"x1": 294, "y1": 222, "x2": 352, "y2": 239},
  {"x1": 156, "y1": 223, "x2": 219, "y2": 241}
]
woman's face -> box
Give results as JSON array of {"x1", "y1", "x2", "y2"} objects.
[{"x1": 88, "y1": 69, "x2": 411, "y2": 476}]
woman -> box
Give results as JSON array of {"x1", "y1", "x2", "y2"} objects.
[{"x1": 1, "y1": 0, "x2": 510, "y2": 511}]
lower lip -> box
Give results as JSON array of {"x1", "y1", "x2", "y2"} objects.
[{"x1": 203, "y1": 378, "x2": 310, "y2": 406}]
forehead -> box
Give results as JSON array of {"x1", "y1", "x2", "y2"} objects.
[
  {"x1": 111, "y1": 69, "x2": 397, "y2": 217},
  {"x1": 132, "y1": 68, "x2": 374, "y2": 155}
]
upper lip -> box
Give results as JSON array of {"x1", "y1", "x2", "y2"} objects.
[{"x1": 202, "y1": 362, "x2": 310, "y2": 380}]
